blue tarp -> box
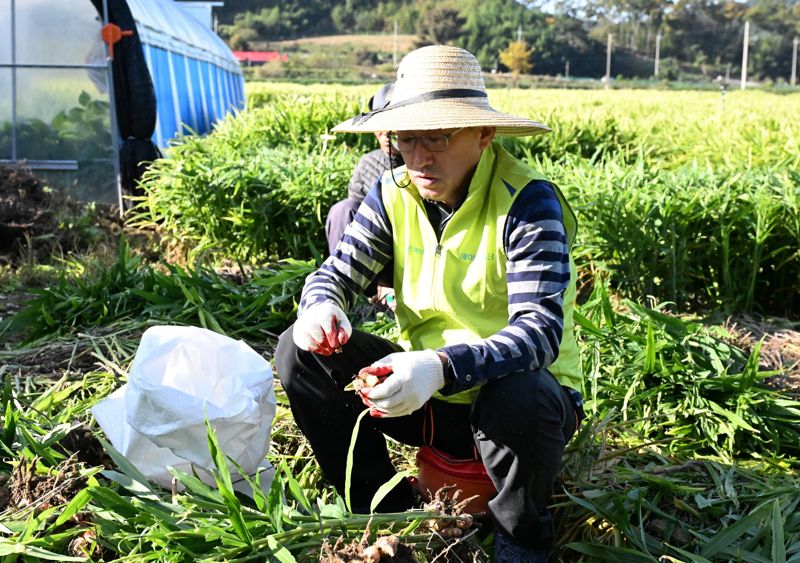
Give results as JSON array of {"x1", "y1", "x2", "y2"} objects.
[{"x1": 128, "y1": 0, "x2": 244, "y2": 148}]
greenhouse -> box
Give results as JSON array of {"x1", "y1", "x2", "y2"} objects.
[{"x1": 0, "y1": 0, "x2": 244, "y2": 204}]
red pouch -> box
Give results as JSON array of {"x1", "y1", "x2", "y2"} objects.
[{"x1": 415, "y1": 445, "x2": 496, "y2": 515}]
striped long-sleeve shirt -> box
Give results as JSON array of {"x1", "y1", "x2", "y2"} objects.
[{"x1": 299, "y1": 176, "x2": 570, "y2": 394}]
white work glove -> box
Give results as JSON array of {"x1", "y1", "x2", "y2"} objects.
[
  {"x1": 361, "y1": 350, "x2": 445, "y2": 418},
  {"x1": 293, "y1": 302, "x2": 352, "y2": 356}
]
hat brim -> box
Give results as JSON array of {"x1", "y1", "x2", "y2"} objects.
[{"x1": 331, "y1": 97, "x2": 550, "y2": 137}]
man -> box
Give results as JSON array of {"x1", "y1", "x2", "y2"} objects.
[
  {"x1": 325, "y1": 83, "x2": 404, "y2": 255},
  {"x1": 276, "y1": 45, "x2": 583, "y2": 562}
]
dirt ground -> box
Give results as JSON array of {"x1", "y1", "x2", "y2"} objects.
[
  {"x1": 0, "y1": 164, "x2": 52, "y2": 255},
  {"x1": 0, "y1": 163, "x2": 122, "y2": 265},
  {"x1": 723, "y1": 315, "x2": 800, "y2": 397},
  {"x1": 267, "y1": 33, "x2": 418, "y2": 51}
]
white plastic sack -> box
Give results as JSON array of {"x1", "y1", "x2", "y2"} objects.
[{"x1": 92, "y1": 325, "x2": 276, "y2": 495}]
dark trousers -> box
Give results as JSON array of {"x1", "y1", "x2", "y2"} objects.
[
  {"x1": 275, "y1": 327, "x2": 580, "y2": 549},
  {"x1": 325, "y1": 198, "x2": 361, "y2": 256}
]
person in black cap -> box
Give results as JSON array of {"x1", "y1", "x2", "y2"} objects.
[{"x1": 325, "y1": 84, "x2": 404, "y2": 256}]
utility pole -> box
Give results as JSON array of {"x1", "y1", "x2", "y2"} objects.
[
  {"x1": 791, "y1": 37, "x2": 798, "y2": 87},
  {"x1": 565, "y1": 60, "x2": 570, "y2": 79},
  {"x1": 654, "y1": 32, "x2": 661, "y2": 78},
  {"x1": 605, "y1": 33, "x2": 612, "y2": 89},
  {"x1": 740, "y1": 20, "x2": 749, "y2": 90},
  {"x1": 393, "y1": 19, "x2": 398, "y2": 68}
]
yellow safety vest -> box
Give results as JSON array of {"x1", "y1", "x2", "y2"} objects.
[{"x1": 381, "y1": 141, "x2": 582, "y2": 404}]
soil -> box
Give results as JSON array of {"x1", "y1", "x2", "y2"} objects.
[
  {"x1": 316, "y1": 486, "x2": 489, "y2": 563},
  {"x1": 59, "y1": 423, "x2": 114, "y2": 470},
  {"x1": 722, "y1": 314, "x2": 800, "y2": 398},
  {"x1": 0, "y1": 474, "x2": 10, "y2": 511},
  {"x1": 0, "y1": 164, "x2": 51, "y2": 254},
  {"x1": 5, "y1": 452, "x2": 107, "y2": 559},
  {"x1": 319, "y1": 535, "x2": 417, "y2": 563},
  {"x1": 9, "y1": 456, "x2": 86, "y2": 511},
  {"x1": 0, "y1": 163, "x2": 122, "y2": 263}
]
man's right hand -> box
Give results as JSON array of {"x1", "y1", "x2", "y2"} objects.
[{"x1": 292, "y1": 302, "x2": 352, "y2": 355}]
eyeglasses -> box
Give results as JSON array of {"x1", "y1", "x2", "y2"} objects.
[{"x1": 389, "y1": 128, "x2": 466, "y2": 153}]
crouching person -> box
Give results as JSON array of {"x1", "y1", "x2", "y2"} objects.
[{"x1": 275, "y1": 45, "x2": 584, "y2": 562}]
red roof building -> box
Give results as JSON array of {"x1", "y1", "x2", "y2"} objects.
[{"x1": 233, "y1": 51, "x2": 288, "y2": 65}]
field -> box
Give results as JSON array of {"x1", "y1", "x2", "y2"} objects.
[
  {"x1": 0, "y1": 83, "x2": 799, "y2": 561},
  {"x1": 267, "y1": 33, "x2": 418, "y2": 51}
]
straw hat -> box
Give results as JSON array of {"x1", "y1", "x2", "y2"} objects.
[{"x1": 332, "y1": 45, "x2": 550, "y2": 137}]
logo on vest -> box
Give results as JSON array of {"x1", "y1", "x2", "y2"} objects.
[{"x1": 458, "y1": 252, "x2": 495, "y2": 262}]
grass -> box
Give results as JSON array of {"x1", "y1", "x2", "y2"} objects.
[
  {"x1": 132, "y1": 84, "x2": 798, "y2": 314},
  {"x1": 1, "y1": 245, "x2": 798, "y2": 560},
  {"x1": 1, "y1": 84, "x2": 798, "y2": 561}
]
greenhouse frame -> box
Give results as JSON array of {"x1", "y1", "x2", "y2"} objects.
[{"x1": 0, "y1": 0, "x2": 244, "y2": 205}]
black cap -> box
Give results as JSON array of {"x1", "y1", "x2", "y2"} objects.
[{"x1": 368, "y1": 83, "x2": 394, "y2": 111}]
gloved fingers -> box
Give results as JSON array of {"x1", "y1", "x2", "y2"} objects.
[
  {"x1": 323, "y1": 318, "x2": 343, "y2": 351},
  {"x1": 337, "y1": 313, "x2": 353, "y2": 341},
  {"x1": 358, "y1": 392, "x2": 389, "y2": 418},
  {"x1": 373, "y1": 354, "x2": 396, "y2": 366},
  {"x1": 359, "y1": 364, "x2": 393, "y2": 378},
  {"x1": 293, "y1": 322, "x2": 325, "y2": 352},
  {"x1": 362, "y1": 373, "x2": 403, "y2": 400},
  {"x1": 368, "y1": 392, "x2": 410, "y2": 413},
  {"x1": 293, "y1": 303, "x2": 352, "y2": 354},
  {"x1": 306, "y1": 324, "x2": 338, "y2": 356},
  {"x1": 372, "y1": 403, "x2": 415, "y2": 418},
  {"x1": 337, "y1": 326, "x2": 349, "y2": 346},
  {"x1": 312, "y1": 340, "x2": 335, "y2": 356}
]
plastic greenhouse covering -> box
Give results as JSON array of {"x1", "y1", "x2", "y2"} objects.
[{"x1": 0, "y1": 0, "x2": 244, "y2": 204}]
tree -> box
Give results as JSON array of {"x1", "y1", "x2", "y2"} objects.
[
  {"x1": 415, "y1": 4, "x2": 466, "y2": 46},
  {"x1": 499, "y1": 40, "x2": 534, "y2": 84}
]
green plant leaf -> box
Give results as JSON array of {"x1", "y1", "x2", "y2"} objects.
[
  {"x1": 96, "y1": 437, "x2": 158, "y2": 495},
  {"x1": 0, "y1": 540, "x2": 85, "y2": 560},
  {"x1": 772, "y1": 499, "x2": 786, "y2": 563},
  {"x1": 700, "y1": 502, "x2": 770, "y2": 558},
  {"x1": 266, "y1": 536, "x2": 297, "y2": 563},
  {"x1": 204, "y1": 417, "x2": 253, "y2": 545},
  {"x1": 345, "y1": 409, "x2": 370, "y2": 513},
  {"x1": 52, "y1": 488, "x2": 91, "y2": 528},
  {"x1": 281, "y1": 459, "x2": 313, "y2": 514},
  {"x1": 565, "y1": 542, "x2": 657, "y2": 562},
  {"x1": 370, "y1": 471, "x2": 410, "y2": 514}
]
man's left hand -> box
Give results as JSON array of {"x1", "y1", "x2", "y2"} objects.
[{"x1": 360, "y1": 350, "x2": 445, "y2": 417}]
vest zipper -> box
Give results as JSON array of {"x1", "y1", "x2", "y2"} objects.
[{"x1": 433, "y1": 243, "x2": 443, "y2": 310}]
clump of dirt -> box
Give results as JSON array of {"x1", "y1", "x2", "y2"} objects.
[
  {"x1": 723, "y1": 314, "x2": 800, "y2": 398},
  {"x1": 0, "y1": 163, "x2": 122, "y2": 262},
  {"x1": 319, "y1": 529, "x2": 416, "y2": 562},
  {"x1": 7, "y1": 455, "x2": 107, "y2": 559},
  {"x1": 9, "y1": 456, "x2": 86, "y2": 511},
  {"x1": 59, "y1": 424, "x2": 114, "y2": 470},
  {"x1": 0, "y1": 164, "x2": 51, "y2": 253},
  {"x1": 0, "y1": 473, "x2": 10, "y2": 511}
]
